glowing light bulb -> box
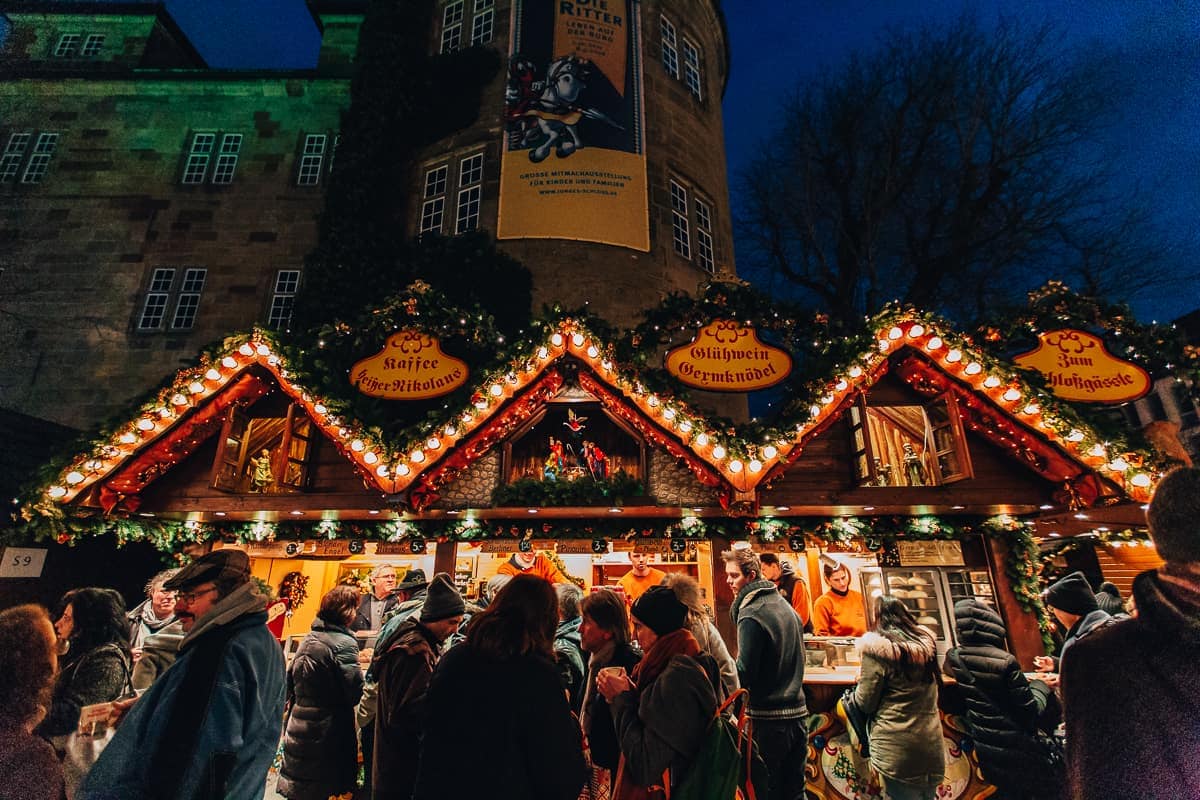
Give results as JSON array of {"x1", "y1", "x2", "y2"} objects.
[
  {"x1": 964, "y1": 362, "x2": 983, "y2": 376},
  {"x1": 663, "y1": 408, "x2": 676, "y2": 421},
  {"x1": 137, "y1": 418, "x2": 155, "y2": 431},
  {"x1": 748, "y1": 459, "x2": 763, "y2": 473},
  {"x1": 1067, "y1": 430, "x2": 1085, "y2": 442},
  {"x1": 171, "y1": 393, "x2": 188, "y2": 406},
  {"x1": 712, "y1": 445, "x2": 726, "y2": 460},
  {"x1": 587, "y1": 345, "x2": 599, "y2": 358},
  {"x1": 66, "y1": 471, "x2": 85, "y2": 485},
  {"x1": 648, "y1": 395, "x2": 659, "y2": 407},
  {"x1": 1089, "y1": 444, "x2": 1106, "y2": 458},
  {"x1": 835, "y1": 380, "x2": 848, "y2": 391},
  {"x1": 350, "y1": 439, "x2": 365, "y2": 452},
  {"x1": 49, "y1": 486, "x2": 67, "y2": 498},
  {"x1": 695, "y1": 433, "x2": 709, "y2": 447},
  {"x1": 204, "y1": 369, "x2": 221, "y2": 382},
  {"x1": 411, "y1": 450, "x2": 426, "y2": 463},
  {"x1": 238, "y1": 344, "x2": 254, "y2": 357},
  {"x1": 490, "y1": 384, "x2": 503, "y2": 397},
  {"x1": 728, "y1": 459, "x2": 743, "y2": 473},
  {"x1": 255, "y1": 343, "x2": 270, "y2": 356},
  {"x1": 314, "y1": 404, "x2": 327, "y2": 415},
  {"x1": 396, "y1": 464, "x2": 411, "y2": 477},
  {"x1": 221, "y1": 356, "x2": 238, "y2": 369},
  {"x1": 363, "y1": 452, "x2": 378, "y2": 465},
  {"x1": 1108, "y1": 457, "x2": 1129, "y2": 472},
  {"x1": 189, "y1": 381, "x2": 205, "y2": 395},
  {"x1": 572, "y1": 333, "x2": 585, "y2": 346},
  {"x1": 945, "y1": 349, "x2": 963, "y2": 363},
  {"x1": 849, "y1": 365, "x2": 863, "y2": 378},
  {"x1": 926, "y1": 336, "x2": 943, "y2": 350},
  {"x1": 1131, "y1": 473, "x2": 1151, "y2": 488},
  {"x1": 444, "y1": 425, "x2": 458, "y2": 437},
  {"x1": 601, "y1": 360, "x2": 613, "y2": 371},
  {"x1": 888, "y1": 326, "x2": 903, "y2": 340},
  {"x1": 119, "y1": 432, "x2": 137, "y2": 445},
  {"x1": 1023, "y1": 403, "x2": 1039, "y2": 415},
  {"x1": 762, "y1": 445, "x2": 778, "y2": 459},
  {"x1": 376, "y1": 465, "x2": 390, "y2": 477},
  {"x1": 679, "y1": 421, "x2": 692, "y2": 434},
  {"x1": 983, "y1": 375, "x2": 1001, "y2": 388},
  {"x1": 908, "y1": 324, "x2": 925, "y2": 338},
  {"x1": 427, "y1": 437, "x2": 441, "y2": 450},
  {"x1": 810, "y1": 405, "x2": 821, "y2": 418},
  {"x1": 551, "y1": 333, "x2": 564, "y2": 347}
]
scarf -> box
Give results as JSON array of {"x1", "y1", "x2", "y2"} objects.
[
  {"x1": 580, "y1": 641, "x2": 617, "y2": 737},
  {"x1": 615, "y1": 630, "x2": 702, "y2": 800}
]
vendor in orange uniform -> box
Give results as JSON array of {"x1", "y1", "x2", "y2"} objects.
[
  {"x1": 616, "y1": 553, "x2": 666, "y2": 605},
  {"x1": 811, "y1": 561, "x2": 867, "y2": 637},
  {"x1": 496, "y1": 549, "x2": 568, "y2": 583}
]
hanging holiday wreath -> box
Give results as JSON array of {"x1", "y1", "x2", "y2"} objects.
[{"x1": 279, "y1": 571, "x2": 310, "y2": 613}]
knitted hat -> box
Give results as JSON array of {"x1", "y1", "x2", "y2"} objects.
[
  {"x1": 396, "y1": 568, "x2": 429, "y2": 592},
  {"x1": 1146, "y1": 467, "x2": 1200, "y2": 563},
  {"x1": 163, "y1": 549, "x2": 249, "y2": 591},
  {"x1": 630, "y1": 585, "x2": 688, "y2": 636},
  {"x1": 420, "y1": 574, "x2": 465, "y2": 623},
  {"x1": 1043, "y1": 571, "x2": 1098, "y2": 616}
]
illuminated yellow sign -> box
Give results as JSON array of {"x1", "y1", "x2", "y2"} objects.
[
  {"x1": 665, "y1": 321, "x2": 793, "y2": 392},
  {"x1": 350, "y1": 331, "x2": 468, "y2": 400},
  {"x1": 1014, "y1": 329, "x2": 1151, "y2": 404}
]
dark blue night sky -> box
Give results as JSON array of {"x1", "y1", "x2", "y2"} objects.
[{"x1": 124, "y1": 1, "x2": 1200, "y2": 322}]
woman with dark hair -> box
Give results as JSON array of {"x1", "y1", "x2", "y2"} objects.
[
  {"x1": 851, "y1": 595, "x2": 944, "y2": 800},
  {"x1": 277, "y1": 584, "x2": 365, "y2": 800},
  {"x1": 0, "y1": 604, "x2": 65, "y2": 800},
  {"x1": 413, "y1": 574, "x2": 587, "y2": 800},
  {"x1": 579, "y1": 589, "x2": 642, "y2": 789},
  {"x1": 35, "y1": 588, "x2": 132, "y2": 741}
]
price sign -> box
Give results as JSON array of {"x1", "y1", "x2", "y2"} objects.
[
  {"x1": 0, "y1": 547, "x2": 47, "y2": 578},
  {"x1": 555, "y1": 540, "x2": 598, "y2": 555}
]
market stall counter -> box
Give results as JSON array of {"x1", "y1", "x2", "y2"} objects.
[{"x1": 800, "y1": 640, "x2": 997, "y2": 800}]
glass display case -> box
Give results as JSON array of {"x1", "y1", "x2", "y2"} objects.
[
  {"x1": 861, "y1": 566, "x2": 954, "y2": 657},
  {"x1": 945, "y1": 569, "x2": 995, "y2": 608}
]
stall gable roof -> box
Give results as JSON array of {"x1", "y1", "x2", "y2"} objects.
[{"x1": 42, "y1": 317, "x2": 1152, "y2": 511}]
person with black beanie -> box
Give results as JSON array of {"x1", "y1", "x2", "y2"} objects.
[{"x1": 1033, "y1": 571, "x2": 1112, "y2": 682}]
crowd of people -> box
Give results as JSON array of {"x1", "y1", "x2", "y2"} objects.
[{"x1": 1, "y1": 467, "x2": 1198, "y2": 799}]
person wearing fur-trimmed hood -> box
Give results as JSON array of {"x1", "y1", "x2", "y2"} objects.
[{"x1": 851, "y1": 595, "x2": 945, "y2": 800}]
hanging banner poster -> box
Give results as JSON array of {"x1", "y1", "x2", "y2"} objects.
[
  {"x1": 1013, "y1": 329, "x2": 1151, "y2": 404},
  {"x1": 498, "y1": 0, "x2": 649, "y2": 251}
]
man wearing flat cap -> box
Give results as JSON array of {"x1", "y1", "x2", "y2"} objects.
[
  {"x1": 1064, "y1": 467, "x2": 1200, "y2": 799},
  {"x1": 80, "y1": 548, "x2": 286, "y2": 800},
  {"x1": 373, "y1": 573, "x2": 465, "y2": 800}
]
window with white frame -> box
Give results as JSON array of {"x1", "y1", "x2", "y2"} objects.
[
  {"x1": 181, "y1": 132, "x2": 242, "y2": 185},
  {"x1": 694, "y1": 196, "x2": 715, "y2": 273},
  {"x1": 456, "y1": 152, "x2": 484, "y2": 233},
  {"x1": 296, "y1": 133, "x2": 328, "y2": 186},
  {"x1": 53, "y1": 34, "x2": 81, "y2": 57},
  {"x1": 420, "y1": 163, "x2": 449, "y2": 236},
  {"x1": 137, "y1": 267, "x2": 207, "y2": 331},
  {"x1": 267, "y1": 270, "x2": 301, "y2": 330},
  {"x1": 682, "y1": 38, "x2": 703, "y2": 100},
  {"x1": 660, "y1": 17, "x2": 679, "y2": 78},
  {"x1": 440, "y1": 1, "x2": 465, "y2": 52},
  {"x1": 80, "y1": 34, "x2": 105, "y2": 57},
  {"x1": 0, "y1": 132, "x2": 60, "y2": 185},
  {"x1": 171, "y1": 268, "x2": 207, "y2": 329},
  {"x1": 669, "y1": 180, "x2": 690, "y2": 259},
  {"x1": 471, "y1": 0, "x2": 495, "y2": 45}
]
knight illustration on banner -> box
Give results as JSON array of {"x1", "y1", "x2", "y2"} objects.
[{"x1": 505, "y1": 55, "x2": 623, "y2": 163}]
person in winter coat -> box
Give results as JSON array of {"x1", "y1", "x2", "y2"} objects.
[
  {"x1": 127, "y1": 568, "x2": 178, "y2": 660},
  {"x1": 412, "y1": 574, "x2": 586, "y2": 800},
  {"x1": 277, "y1": 585, "x2": 365, "y2": 800},
  {"x1": 579, "y1": 589, "x2": 642, "y2": 787},
  {"x1": 80, "y1": 549, "x2": 285, "y2": 800},
  {"x1": 662, "y1": 572, "x2": 739, "y2": 700},
  {"x1": 129, "y1": 619, "x2": 184, "y2": 692},
  {"x1": 943, "y1": 599, "x2": 1062, "y2": 800},
  {"x1": 36, "y1": 587, "x2": 133, "y2": 741},
  {"x1": 723, "y1": 547, "x2": 806, "y2": 800},
  {"x1": 554, "y1": 582, "x2": 587, "y2": 712},
  {"x1": 0, "y1": 604, "x2": 65, "y2": 800},
  {"x1": 1063, "y1": 466, "x2": 1200, "y2": 799},
  {"x1": 1033, "y1": 571, "x2": 1112, "y2": 687},
  {"x1": 852, "y1": 595, "x2": 944, "y2": 800},
  {"x1": 374, "y1": 574, "x2": 465, "y2": 800},
  {"x1": 598, "y1": 585, "x2": 719, "y2": 800}
]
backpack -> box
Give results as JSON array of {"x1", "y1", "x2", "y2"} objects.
[{"x1": 670, "y1": 688, "x2": 768, "y2": 800}]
